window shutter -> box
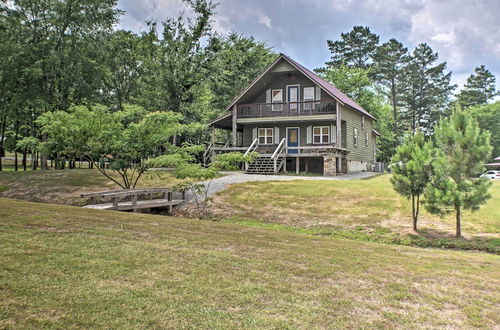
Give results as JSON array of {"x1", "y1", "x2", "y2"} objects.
[
  {"x1": 274, "y1": 127, "x2": 280, "y2": 144},
  {"x1": 331, "y1": 125, "x2": 336, "y2": 144},
  {"x1": 266, "y1": 89, "x2": 271, "y2": 103},
  {"x1": 252, "y1": 127, "x2": 258, "y2": 141},
  {"x1": 315, "y1": 86, "x2": 321, "y2": 100},
  {"x1": 306, "y1": 126, "x2": 312, "y2": 144}
]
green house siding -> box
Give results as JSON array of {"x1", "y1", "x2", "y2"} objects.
[
  {"x1": 341, "y1": 105, "x2": 375, "y2": 162},
  {"x1": 242, "y1": 121, "x2": 342, "y2": 153}
]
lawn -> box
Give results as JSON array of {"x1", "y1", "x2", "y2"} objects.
[
  {"x1": 0, "y1": 169, "x2": 183, "y2": 205},
  {"x1": 211, "y1": 175, "x2": 500, "y2": 252},
  {"x1": 0, "y1": 198, "x2": 499, "y2": 328}
]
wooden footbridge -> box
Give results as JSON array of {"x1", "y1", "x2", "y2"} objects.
[{"x1": 81, "y1": 188, "x2": 186, "y2": 213}]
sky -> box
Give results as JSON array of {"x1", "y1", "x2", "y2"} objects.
[{"x1": 117, "y1": 0, "x2": 500, "y2": 91}]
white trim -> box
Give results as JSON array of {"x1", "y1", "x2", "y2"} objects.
[
  {"x1": 312, "y1": 126, "x2": 330, "y2": 144},
  {"x1": 286, "y1": 127, "x2": 300, "y2": 154},
  {"x1": 258, "y1": 127, "x2": 274, "y2": 145}
]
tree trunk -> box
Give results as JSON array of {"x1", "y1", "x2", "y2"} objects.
[
  {"x1": 0, "y1": 115, "x2": 7, "y2": 171},
  {"x1": 22, "y1": 150, "x2": 27, "y2": 171},
  {"x1": 455, "y1": 206, "x2": 461, "y2": 237},
  {"x1": 41, "y1": 133, "x2": 48, "y2": 170},
  {"x1": 14, "y1": 120, "x2": 19, "y2": 171},
  {"x1": 411, "y1": 194, "x2": 417, "y2": 231},
  {"x1": 391, "y1": 80, "x2": 398, "y2": 148}
]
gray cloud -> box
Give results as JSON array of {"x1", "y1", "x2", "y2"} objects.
[{"x1": 117, "y1": 0, "x2": 500, "y2": 90}]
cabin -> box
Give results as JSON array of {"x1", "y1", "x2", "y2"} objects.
[{"x1": 207, "y1": 53, "x2": 379, "y2": 176}]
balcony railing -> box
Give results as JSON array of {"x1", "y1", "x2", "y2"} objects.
[{"x1": 237, "y1": 100, "x2": 336, "y2": 118}]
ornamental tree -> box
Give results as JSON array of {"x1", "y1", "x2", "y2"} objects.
[
  {"x1": 424, "y1": 108, "x2": 493, "y2": 237},
  {"x1": 390, "y1": 131, "x2": 433, "y2": 231}
]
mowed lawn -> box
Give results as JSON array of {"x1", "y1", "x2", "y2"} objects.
[
  {"x1": 0, "y1": 169, "x2": 183, "y2": 205},
  {"x1": 0, "y1": 198, "x2": 499, "y2": 328},
  {"x1": 211, "y1": 175, "x2": 500, "y2": 250}
]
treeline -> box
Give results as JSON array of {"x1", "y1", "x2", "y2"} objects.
[
  {"x1": 315, "y1": 26, "x2": 499, "y2": 161},
  {"x1": 0, "y1": 2, "x2": 498, "y2": 172},
  {"x1": 0, "y1": 0, "x2": 275, "y2": 171}
]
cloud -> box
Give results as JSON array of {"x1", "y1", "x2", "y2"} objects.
[{"x1": 117, "y1": 0, "x2": 500, "y2": 91}]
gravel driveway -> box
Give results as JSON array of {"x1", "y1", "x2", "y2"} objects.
[{"x1": 183, "y1": 171, "x2": 379, "y2": 203}]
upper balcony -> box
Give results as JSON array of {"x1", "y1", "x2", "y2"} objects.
[{"x1": 236, "y1": 100, "x2": 336, "y2": 119}]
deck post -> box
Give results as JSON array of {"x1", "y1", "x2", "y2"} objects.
[
  {"x1": 132, "y1": 194, "x2": 138, "y2": 213},
  {"x1": 283, "y1": 157, "x2": 287, "y2": 172},
  {"x1": 210, "y1": 126, "x2": 215, "y2": 147},
  {"x1": 296, "y1": 157, "x2": 299, "y2": 174},
  {"x1": 336, "y1": 102, "x2": 342, "y2": 147},
  {"x1": 232, "y1": 105, "x2": 237, "y2": 147}
]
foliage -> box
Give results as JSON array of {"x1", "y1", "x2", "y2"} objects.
[
  {"x1": 149, "y1": 150, "x2": 255, "y2": 218},
  {"x1": 324, "y1": 26, "x2": 379, "y2": 69},
  {"x1": 457, "y1": 65, "x2": 499, "y2": 108},
  {"x1": 468, "y1": 101, "x2": 500, "y2": 157},
  {"x1": 400, "y1": 43, "x2": 456, "y2": 135},
  {"x1": 317, "y1": 65, "x2": 395, "y2": 161},
  {"x1": 38, "y1": 104, "x2": 197, "y2": 189},
  {"x1": 389, "y1": 132, "x2": 433, "y2": 231},
  {"x1": 373, "y1": 39, "x2": 409, "y2": 141},
  {"x1": 424, "y1": 108, "x2": 493, "y2": 236}
]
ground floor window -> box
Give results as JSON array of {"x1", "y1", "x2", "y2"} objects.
[
  {"x1": 258, "y1": 128, "x2": 274, "y2": 144},
  {"x1": 313, "y1": 126, "x2": 330, "y2": 144}
]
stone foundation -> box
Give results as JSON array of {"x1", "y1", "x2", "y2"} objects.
[{"x1": 323, "y1": 156, "x2": 337, "y2": 176}]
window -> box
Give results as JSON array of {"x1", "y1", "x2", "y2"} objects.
[
  {"x1": 258, "y1": 128, "x2": 274, "y2": 145},
  {"x1": 313, "y1": 126, "x2": 330, "y2": 144},
  {"x1": 365, "y1": 132, "x2": 369, "y2": 146},
  {"x1": 361, "y1": 116, "x2": 365, "y2": 129},
  {"x1": 353, "y1": 128, "x2": 358, "y2": 147},
  {"x1": 272, "y1": 89, "x2": 283, "y2": 111},
  {"x1": 303, "y1": 87, "x2": 315, "y2": 110}
]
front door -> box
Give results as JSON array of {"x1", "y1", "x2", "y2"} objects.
[
  {"x1": 287, "y1": 128, "x2": 299, "y2": 154},
  {"x1": 287, "y1": 85, "x2": 299, "y2": 111}
]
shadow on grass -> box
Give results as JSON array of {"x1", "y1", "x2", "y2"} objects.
[{"x1": 217, "y1": 216, "x2": 500, "y2": 254}]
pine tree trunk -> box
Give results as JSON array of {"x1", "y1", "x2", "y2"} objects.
[
  {"x1": 22, "y1": 150, "x2": 27, "y2": 171},
  {"x1": 391, "y1": 80, "x2": 397, "y2": 148},
  {"x1": 14, "y1": 120, "x2": 19, "y2": 171},
  {"x1": 411, "y1": 194, "x2": 417, "y2": 231},
  {"x1": 455, "y1": 207, "x2": 461, "y2": 237}
]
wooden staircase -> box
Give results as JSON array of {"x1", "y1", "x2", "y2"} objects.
[
  {"x1": 245, "y1": 138, "x2": 286, "y2": 175},
  {"x1": 245, "y1": 156, "x2": 284, "y2": 175}
]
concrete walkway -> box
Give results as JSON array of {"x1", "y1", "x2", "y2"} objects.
[{"x1": 184, "y1": 171, "x2": 379, "y2": 202}]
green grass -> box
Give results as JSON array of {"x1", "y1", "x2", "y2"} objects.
[
  {"x1": 0, "y1": 169, "x2": 183, "y2": 205},
  {"x1": 1, "y1": 198, "x2": 499, "y2": 328},
  {"x1": 211, "y1": 174, "x2": 500, "y2": 252}
]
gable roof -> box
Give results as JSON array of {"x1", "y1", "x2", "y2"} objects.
[{"x1": 225, "y1": 53, "x2": 376, "y2": 121}]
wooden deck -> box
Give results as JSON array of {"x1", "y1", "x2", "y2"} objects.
[{"x1": 81, "y1": 188, "x2": 186, "y2": 213}]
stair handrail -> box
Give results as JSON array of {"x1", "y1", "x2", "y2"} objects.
[
  {"x1": 271, "y1": 138, "x2": 286, "y2": 174},
  {"x1": 243, "y1": 138, "x2": 258, "y2": 171},
  {"x1": 244, "y1": 138, "x2": 258, "y2": 157}
]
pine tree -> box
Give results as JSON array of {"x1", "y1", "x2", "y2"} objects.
[
  {"x1": 373, "y1": 39, "x2": 409, "y2": 145},
  {"x1": 424, "y1": 108, "x2": 493, "y2": 237},
  {"x1": 390, "y1": 131, "x2": 433, "y2": 231},
  {"x1": 324, "y1": 26, "x2": 379, "y2": 69},
  {"x1": 457, "y1": 65, "x2": 499, "y2": 108},
  {"x1": 400, "y1": 43, "x2": 455, "y2": 135}
]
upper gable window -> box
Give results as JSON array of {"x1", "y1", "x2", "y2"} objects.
[
  {"x1": 272, "y1": 89, "x2": 283, "y2": 111},
  {"x1": 303, "y1": 87, "x2": 315, "y2": 110},
  {"x1": 361, "y1": 116, "x2": 365, "y2": 129}
]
